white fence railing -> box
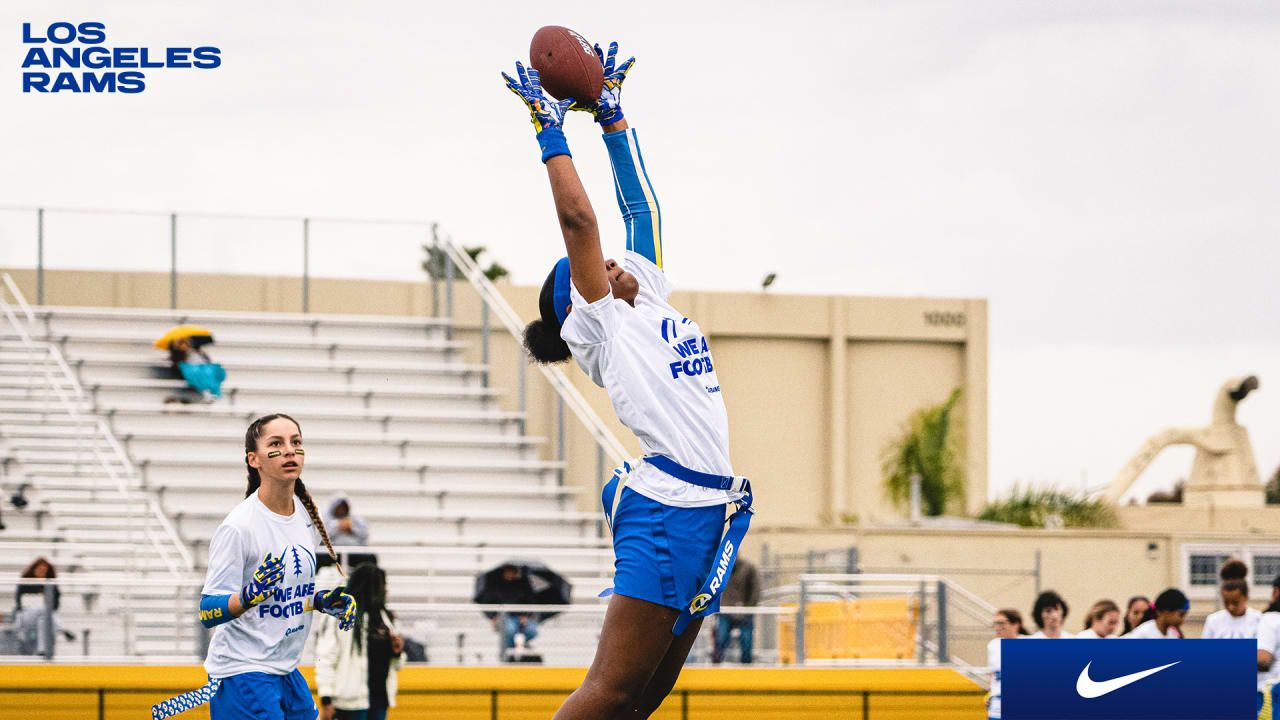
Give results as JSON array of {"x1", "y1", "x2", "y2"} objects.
[
  {"x1": 0, "y1": 571, "x2": 990, "y2": 679},
  {"x1": 0, "y1": 273, "x2": 194, "y2": 575}
]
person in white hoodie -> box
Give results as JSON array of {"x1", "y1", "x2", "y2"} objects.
[{"x1": 315, "y1": 563, "x2": 403, "y2": 720}]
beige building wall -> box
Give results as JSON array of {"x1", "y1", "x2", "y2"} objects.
[{"x1": 1, "y1": 267, "x2": 988, "y2": 530}]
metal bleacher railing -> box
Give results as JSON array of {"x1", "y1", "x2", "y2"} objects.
[
  {"x1": 0, "y1": 272, "x2": 193, "y2": 577},
  {"x1": 0, "y1": 572, "x2": 991, "y2": 682},
  {"x1": 0, "y1": 204, "x2": 631, "y2": 532}
]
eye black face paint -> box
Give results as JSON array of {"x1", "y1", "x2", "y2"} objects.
[{"x1": 266, "y1": 451, "x2": 282, "y2": 458}]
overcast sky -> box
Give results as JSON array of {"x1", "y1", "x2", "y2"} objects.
[{"x1": 3, "y1": 0, "x2": 1278, "y2": 502}]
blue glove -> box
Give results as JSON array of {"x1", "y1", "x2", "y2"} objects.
[
  {"x1": 313, "y1": 586, "x2": 357, "y2": 631},
  {"x1": 239, "y1": 553, "x2": 285, "y2": 608},
  {"x1": 571, "y1": 42, "x2": 634, "y2": 125},
  {"x1": 502, "y1": 61, "x2": 575, "y2": 163}
]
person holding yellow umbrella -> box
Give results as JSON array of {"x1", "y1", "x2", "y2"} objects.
[{"x1": 155, "y1": 325, "x2": 225, "y2": 404}]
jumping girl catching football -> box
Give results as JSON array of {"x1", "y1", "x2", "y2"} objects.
[{"x1": 503, "y1": 41, "x2": 755, "y2": 719}]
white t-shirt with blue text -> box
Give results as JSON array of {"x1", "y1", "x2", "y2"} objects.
[
  {"x1": 202, "y1": 493, "x2": 325, "y2": 677},
  {"x1": 561, "y1": 250, "x2": 742, "y2": 508}
]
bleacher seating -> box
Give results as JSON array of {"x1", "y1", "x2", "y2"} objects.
[{"x1": 1, "y1": 305, "x2": 615, "y2": 662}]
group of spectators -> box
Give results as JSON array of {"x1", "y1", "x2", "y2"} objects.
[{"x1": 987, "y1": 560, "x2": 1280, "y2": 719}]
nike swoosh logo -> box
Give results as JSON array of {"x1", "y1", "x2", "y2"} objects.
[{"x1": 1076, "y1": 660, "x2": 1180, "y2": 698}]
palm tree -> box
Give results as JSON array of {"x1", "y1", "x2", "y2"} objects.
[
  {"x1": 881, "y1": 387, "x2": 965, "y2": 516},
  {"x1": 978, "y1": 487, "x2": 1118, "y2": 528}
]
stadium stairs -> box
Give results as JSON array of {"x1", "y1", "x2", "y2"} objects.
[{"x1": 0, "y1": 306, "x2": 614, "y2": 663}]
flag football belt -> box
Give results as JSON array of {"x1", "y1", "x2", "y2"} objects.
[
  {"x1": 601, "y1": 454, "x2": 754, "y2": 636},
  {"x1": 152, "y1": 677, "x2": 220, "y2": 719}
]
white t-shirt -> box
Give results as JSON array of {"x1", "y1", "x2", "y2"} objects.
[
  {"x1": 987, "y1": 637, "x2": 1003, "y2": 718},
  {"x1": 1028, "y1": 629, "x2": 1074, "y2": 639},
  {"x1": 1255, "y1": 612, "x2": 1280, "y2": 692},
  {"x1": 202, "y1": 493, "x2": 326, "y2": 677},
  {"x1": 561, "y1": 251, "x2": 742, "y2": 508},
  {"x1": 1075, "y1": 627, "x2": 1111, "y2": 639},
  {"x1": 1201, "y1": 607, "x2": 1261, "y2": 639},
  {"x1": 1124, "y1": 619, "x2": 1179, "y2": 639}
]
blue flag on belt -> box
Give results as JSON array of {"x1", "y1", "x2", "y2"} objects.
[{"x1": 1002, "y1": 638, "x2": 1255, "y2": 719}]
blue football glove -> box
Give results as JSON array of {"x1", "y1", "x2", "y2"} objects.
[
  {"x1": 239, "y1": 553, "x2": 285, "y2": 608},
  {"x1": 502, "y1": 62, "x2": 574, "y2": 133},
  {"x1": 503, "y1": 61, "x2": 575, "y2": 162},
  {"x1": 313, "y1": 586, "x2": 357, "y2": 631},
  {"x1": 570, "y1": 42, "x2": 634, "y2": 125}
]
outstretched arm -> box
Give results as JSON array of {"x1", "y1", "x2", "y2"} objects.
[
  {"x1": 603, "y1": 125, "x2": 661, "y2": 268},
  {"x1": 570, "y1": 42, "x2": 661, "y2": 268},
  {"x1": 503, "y1": 62, "x2": 610, "y2": 303},
  {"x1": 545, "y1": 156, "x2": 610, "y2": 302}
]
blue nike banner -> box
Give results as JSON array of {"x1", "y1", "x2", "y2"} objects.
[{"x1": 1002, "y1": 639, "x2": 1256, "y2": 720}]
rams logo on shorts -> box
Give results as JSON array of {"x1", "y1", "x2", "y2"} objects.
[{"x1": 689, "y1": 593, "x2": 713, "y2": 614}]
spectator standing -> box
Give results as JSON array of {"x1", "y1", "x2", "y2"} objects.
[
  {"x1": 1028, "y1": 591, "x2": 1072, "y2": 639},
  {"x1": 1125, "y1": 588, "x2": 1188, "y2": 638},
  {"x1": 1120, "y1": 596, "x2": 1151, "y2": 636},
  {"x1": 988, "y1": 608, "x2": 1028, "y2": 720},
  {"x1": 14, "y1": 557, "x2": 72, "y2": 656},
  {"x1": 1203, "y1": 560, "x2": 1261, "y2": 640},
  {"x1": 315, "y1": 563, "x2": 403, "y2": 720},
  {"x1": 325, "y1": 495, "x2": 371, "y2": 547},
  {"x1": 1078, "y1": 600, "x2": 1120, "y2": 638},
  {"x1": 711, "y1": 557, "x2": 760, "y2": 664}
]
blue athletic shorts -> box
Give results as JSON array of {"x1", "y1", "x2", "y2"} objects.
[
  {"x1": 608, "y1": 485, "x2": 726, "y2": 613},
  {"x1": 209, "y1": 669, "x2": 316, "y2": 720}
]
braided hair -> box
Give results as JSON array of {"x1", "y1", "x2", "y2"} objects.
[{"x1": 243, "y1": 413, "x2": 342, "y2": 576}]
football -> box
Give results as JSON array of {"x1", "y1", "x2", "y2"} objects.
[{"x1": 529, "y1": 25, "x2": 603, "y2": 103}]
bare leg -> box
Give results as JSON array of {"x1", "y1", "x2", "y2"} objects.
[
  {"x1": 553, "y1": 594, "x2": 681, "y2": 720},
  {"x1": 629, "y1": 617, "x2": 703, "y2": 718}
]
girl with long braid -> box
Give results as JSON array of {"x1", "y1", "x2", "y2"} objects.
[{"x1": 152, "y1": 414, "x2": 356, "y2": 720}]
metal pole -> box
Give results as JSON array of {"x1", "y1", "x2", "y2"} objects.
[
  {"x1": 556, "y1": 396, "x2": 565, "y2": 484},
  {"x1": 36, "y1": 208, "x2": 44, "y2": 304},
  {"x1": 481, "y1": 303, "x2": 490, "y2": 388},
  {"x1": 917, "y1": 579, "x2": 928, "y2": 664},
  {"x1": 444, "y1": 248, "x2": 454, "y2": 339},
  {"x1": 517, "y1": 350, "x2": 527, "y2": 420},
  {"x1": 302, "y1": 218, "x2": 310, "y2": 313},
  {"x1": 936, "y1": 579, "x2": 949, "y2": 663},
  {"x1": 42, "y1": 584, "x2": 55, "y2": 659},
  {"x1": 795, "y1": 577, "x2": 807, "y2": 665},
  {"x1": 596, "y1": 445, "x2": 605, "y2": 537},
  {"x1": 169, "y1": 213, "x2": 177, "y2": 309},
  {"x1": 1034, "y1": 550, "x2": 1042, "y2": 596},
  {"x1": 847, "y1": 546, "x2": 859, "y2": 574},
  {"x1": 909, "y1": 473, "x2": 924, "y2": 523},
  {"x1": 430, "y1": 223, "x2": 440, "y2": 318}
]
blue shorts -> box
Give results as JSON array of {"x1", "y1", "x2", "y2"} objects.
[
  {"x1": 210, "y1": 670, "x2": 316, "y2": 720},
  {"x1": 608, "y1": 485, "x2": 726, "y2": 613}
]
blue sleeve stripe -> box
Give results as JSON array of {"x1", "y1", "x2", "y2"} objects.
[{"x1": 604, "y1": 128, "x2": 662, "y2": 268}]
